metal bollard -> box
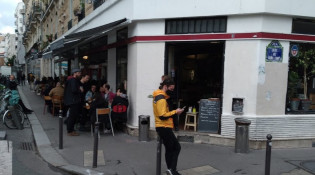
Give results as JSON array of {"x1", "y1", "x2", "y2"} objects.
[
  {"x1": 93, "y1": 122, "x2": 100, "y2": 168},
  {"x1": 156, "y1": 136, "x2": 162, "y2": 175},
  {"x1": 59, "y1": 110, "x2": 63, "y2": 149},
  {"x1": 265, "y1": 134, "x2": 272, "y2": 175}
]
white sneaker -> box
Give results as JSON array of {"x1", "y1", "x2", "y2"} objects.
[
  {"x1": 166, "y1": 169, "x2": 173, "y2": 175},
  {"x1": 103, "y1": 129, "x2": 111, "y2": 134}
]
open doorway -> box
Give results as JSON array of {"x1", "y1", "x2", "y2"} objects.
[{"x1": 165, "y1": 41, "x2": 225, "y2": 131}]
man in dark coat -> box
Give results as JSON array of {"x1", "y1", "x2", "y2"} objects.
[{"x1": 64, "y1": 68, "x2": 82, "y2": 136}]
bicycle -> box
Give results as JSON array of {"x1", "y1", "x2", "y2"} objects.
[{"x1": 0, "y1": 88, "x2": 30, "y2": 129}]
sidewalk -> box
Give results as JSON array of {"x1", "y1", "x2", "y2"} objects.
[{"x1": 18, "y1": 85, "x2": 315, "y2": 175}]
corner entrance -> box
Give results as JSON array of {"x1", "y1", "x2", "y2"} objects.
[{"x1": 165, "y1": 41, "x2": 225, "y2": 132}]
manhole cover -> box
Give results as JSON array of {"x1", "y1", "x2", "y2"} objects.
[
  {"x1": 20, "y1": 142, "x2": 34, "y2": 151},
  {"x1": 300, "y1": 160, "x2": 315, "y2": 173}
]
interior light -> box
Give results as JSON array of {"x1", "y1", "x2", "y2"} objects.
[{"x1": 83, "y1": 56, "x2": 88, "y2": 60}]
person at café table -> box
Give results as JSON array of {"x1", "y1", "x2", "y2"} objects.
[
  {"x1": 85, "y1": 84, "x2": 97, "y2": 103},
  {"x1": 48, "y1": 82, "x2": 64, "y2": 114}
]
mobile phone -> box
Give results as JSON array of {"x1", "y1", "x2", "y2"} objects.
[{"x1": 182, "y1": 106, "x2": 186, "y2": 109}]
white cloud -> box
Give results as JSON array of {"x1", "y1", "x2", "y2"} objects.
[
  {"x1": 0, "y1": 26, "x2": 15, "y2": 34},
  {"x1": 0, "y1": 0, "x2": 22, "y2": 34}
]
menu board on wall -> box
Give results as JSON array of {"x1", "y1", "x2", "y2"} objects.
[{"x1": 198, "y1": 98, "x2": 220, "y2": 133}]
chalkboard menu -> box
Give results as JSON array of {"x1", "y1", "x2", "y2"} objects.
[{"x1": 198, "y1": 98, "x2": 220, "y2": 133}]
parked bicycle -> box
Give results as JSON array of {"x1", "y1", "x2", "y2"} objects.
[{"x1": 0, "y1": 87, "x2": 30, "y2": 129}]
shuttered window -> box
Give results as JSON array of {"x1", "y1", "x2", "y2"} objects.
[{"x1": 166, "y1": 17, "x2": 227, "y2": 34}]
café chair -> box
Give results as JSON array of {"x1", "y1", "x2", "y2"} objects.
[
  {"x1": 92, "y1": 108, "x2": 114, "y2": 138},
  {"x1": 51, "y1": 95, "x2": 63, "y2": 116},
  {"x1": 43, "y1": 96, "x2": 52, "y2": 115}
]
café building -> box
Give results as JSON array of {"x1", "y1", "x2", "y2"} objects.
[{"x1": 51, "y1": 0, "x2": 315, "y2": 147}]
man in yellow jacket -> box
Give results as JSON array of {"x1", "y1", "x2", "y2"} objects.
[{"x1": 153, "y1": 78, "x2": 184, "y2": 175}]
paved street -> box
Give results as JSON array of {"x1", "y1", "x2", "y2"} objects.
[
  {"x1": 0, "y1": 140, "x2": 12, "y2": 175},
  {"x1": 0, "y1": 84, "x2": 311, "y2": 175}
]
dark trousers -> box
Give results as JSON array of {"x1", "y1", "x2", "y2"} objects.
[
  {"x1": 156, "y1": 127, "x2": 181, "y2": 171},
  {"x1": 67, "y1": 103, "x2": 81, "y2": 133},
  {"x1": 173, "y1": 115, "x2": 179, "y2": 129},
  {"x1": 80, "y1": 107, "x2": 89, "y2": 126}
]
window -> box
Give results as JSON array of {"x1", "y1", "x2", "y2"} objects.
[
  {"x1": 292, "y1": 18, "x2": 315, "y2": 35},
  {"x1": 116, "y1": 46, "x2": 127, "y2": 91},
  {"x1": 117, "y1": 27, "x2": 128, "y2": 42},
  {"x1": 166, "y1": 17, "x2": 227, "y2": 34},
  {"x1": 286, "y1": 43, "x2": 315, "y2": 114}
]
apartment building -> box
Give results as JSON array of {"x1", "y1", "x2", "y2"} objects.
[
  {"x1": 15, "y1": 2, "x2": 26, "y2": 70},
  {"x1": 0, "y1": 35, "x2": 5, "y2": 66}
]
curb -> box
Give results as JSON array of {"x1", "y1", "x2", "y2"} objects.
[{"x1": 18, "y1": 86, "x2": 105, "y2": 175}]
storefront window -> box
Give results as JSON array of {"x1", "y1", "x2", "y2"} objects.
[
  {"x1": 116, "y1": 46, "x2": 127, "y2": 91},
  {"x1": 286, "y1": 43, "x2": 315, "y2": 114}
]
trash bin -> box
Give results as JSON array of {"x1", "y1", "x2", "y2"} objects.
[
  {"x1": 234, "y1": 118, "x2": 251, "y2": 153},
  {"x1": 139, "y1": 115, "x2": 150, "y2": 142}
]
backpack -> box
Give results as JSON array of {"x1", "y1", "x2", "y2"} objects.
[{"x1": 9, "y1": 90, "x2": 20, "y2": 106}]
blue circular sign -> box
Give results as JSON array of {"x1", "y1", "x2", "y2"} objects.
[{"x1": 291, "y1": 45, "x2": 298, "y2": 57}]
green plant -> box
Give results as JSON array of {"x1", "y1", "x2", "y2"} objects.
[
  {"x1": 291, "y1": 45, "x2": 315, "y2": 99},
  {"x1": 5, "y1": 55, "x2": 15, "y2": 66},
  {"x1": 46, "y1": 34, "x2": 52, "y2": 42},
  {"x1": 41, "y1": 41, "x2": 49, "y2": 50},
  {"x1": 287, "y1": 71, "x2": 300, "y2": 100}
]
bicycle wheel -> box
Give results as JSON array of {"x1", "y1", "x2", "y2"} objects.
[
  {"x1": 15, "y1": 104, "x2": 23, "y2": 112},
  {"x1": 3, "y1": 110, "x2": 17, "y2": 129},
  {"x1": 3, "y1": 109, "x2": 25, "y2": 129}
]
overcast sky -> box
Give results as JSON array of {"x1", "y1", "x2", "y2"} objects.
[{"x1": 0, "y1": 0, "x2": 22, "y2": 34}]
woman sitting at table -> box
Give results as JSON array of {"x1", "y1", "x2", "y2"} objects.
[{"x1": 111, "y1": 87, "x2": 129, "y2": 131}]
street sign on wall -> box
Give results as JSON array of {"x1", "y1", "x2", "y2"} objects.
[
  {"x1": 290, "y1": 45, "x2": 299, "y2": 57},
  {"x1": 266, "y1": 40, "x2": 283, "y2": 62}
]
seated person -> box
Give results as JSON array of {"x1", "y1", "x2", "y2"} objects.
[
  {"x1": 111, "y1": 88, "x2": 129, "y2": 130},
  {"x1": 49, "y1": 82, "x2": 64, "y2": 97},
  {"x1": 6, "y1": 75, "x2": 33, "y2": 114},
  {"x1": 89, "y1": 92, "x2": 111, "y2": 133},
  {"x1": 85, "y1": 84, "x2": 96, "y2": 103},
  {"x1": 48, "y1": 82, "x2": 64, "y2": 114}
]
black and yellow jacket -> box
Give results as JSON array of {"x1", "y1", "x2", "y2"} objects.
[{"x1": 153, "y1": 89, "x2": 176, "y2": 128}]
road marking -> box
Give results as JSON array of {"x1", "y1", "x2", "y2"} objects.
[{"x1": 0, "y1": 140, "x2": 12, "y2": 175}]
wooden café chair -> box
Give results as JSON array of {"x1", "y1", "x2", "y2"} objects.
[
  {"x1": 92, "y1": 108, "x2": 114, "y2": 138},
  {"x1": 43, "y1": 96, "x2": 52, "y2": 115},
  {"x1": 51, "y1": 95, "x2": 63, "y2": 116}
]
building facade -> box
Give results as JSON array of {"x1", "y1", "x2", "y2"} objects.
[
  {"x1": 0, "y1": 35, "x2": 5, "y2": 66},
  {"x1": 22, "y1": 0, "x2": 315, "y2": 145},
  {"x1": 15, "y1": 2, "x2": 26, "y2": 70}
]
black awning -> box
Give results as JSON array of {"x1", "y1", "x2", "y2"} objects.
[
  {"x1": 42, "y1": 51, "x2": 52, "y2": 59},
  {"x1": 50, "y1": 37, "x2": 65, "y2": 51},
  {"x1": 65, "y1": 18, "x2": 127, "y2": 40},
  {"x1": 50, "y1": 18, "x2": 128, "y2": 56}
]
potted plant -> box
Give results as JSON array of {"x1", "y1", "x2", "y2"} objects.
[
  {"x1": 46, "y1": 34, "x2": 52, "y2": 42},
  {"x1": 73, "y1": 7, "x2": 81, "y2": 16},
  {"x1": 287, "y1": 71, "x2": 300, "y2": 111},
  {"x1": 290, "y1": 44, "x2": 315, "y2": 110}
]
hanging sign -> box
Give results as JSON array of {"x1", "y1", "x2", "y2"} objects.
[
  {"x1": 266, "y1": 40, "x2": 283, "y2": 62},
  {"x1": 290, "y1": 45, "x2": 299, "y2": 57}
]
